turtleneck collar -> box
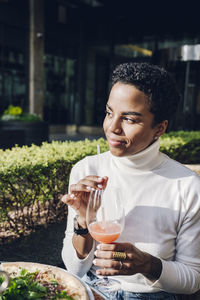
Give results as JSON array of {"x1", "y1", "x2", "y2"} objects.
[{"x1": 111, "y1": 139, "x2": 165, "y2": 172}]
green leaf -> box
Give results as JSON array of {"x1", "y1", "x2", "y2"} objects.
[{"x1": 26, "y1": 291, "x2": 44, "y2": 299}]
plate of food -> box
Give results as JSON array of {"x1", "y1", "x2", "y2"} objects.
[{"x1": 0, "y1": 261, "x2": 94, "y2": 300}]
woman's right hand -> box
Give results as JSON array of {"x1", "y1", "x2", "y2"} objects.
[{"x1": 61, "y1": 176, "x2": 108, "y2": 225}]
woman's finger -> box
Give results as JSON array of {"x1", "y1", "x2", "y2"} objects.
[
  {"x1": 70, "y1": 183, "x2": 91, "y2": 193},
  {"x1": 61, "y1": 193, "x2": 75, "y2": 204},
  {"x1": 84, "y1": 175, "x2": 108, "y2": 183},
  {"x1": 97, "y1": 242, "x2": 133, "y2": 252},
  {"x1": 61, "y1": 194, "x2": 81, "y2": 210},
  {"x1": 70, "y1": 181, "x2": 103, "y2": 194},
  {"x1": 72, "y1": 176, "x2": 108, "y2": 192},
  {"x1": 93, "y1": 259, "x2": 132, "y2": 276},
  {"x1": 96, "y1": 267, "x2": 131, "y2": 276},
  {"x1": 93, "y1": 258, "x2": 116, "y2": 269},
  {"x1": 94, "y1": 249, "x2": 134, "y2": 261}
]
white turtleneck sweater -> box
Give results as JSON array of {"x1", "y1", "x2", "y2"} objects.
[{"x1": 62, "y1": 139, "x2": 200, "y2": 294}]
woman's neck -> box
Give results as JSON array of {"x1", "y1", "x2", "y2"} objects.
[{"x1": 110, "y1": 139, "x2": 164, "y2": 172}]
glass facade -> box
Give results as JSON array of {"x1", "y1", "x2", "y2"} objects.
[
  {"x1": 43, "y1": 54, "x2": 77, "y2": 124},
  {"x1": 0, "y1": 39, "x2": 26, "y2": 115},
  {"x1": 87, "y1": 39, "x2": 200, "y2": 130},
  {"x1": 0, "y1": 0, "x2": 28, "y2": 115},
  {"x1": 0, "y1": 0, "x2": 200, "y2": 130}
]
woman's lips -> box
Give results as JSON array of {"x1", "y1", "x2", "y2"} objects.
[{"x1": 107, "y1": 138, "x2": 125, "y2": 147}]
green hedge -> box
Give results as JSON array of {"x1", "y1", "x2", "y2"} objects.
[
  {"x1": 160, "y1": 131, "x2": 200, "y2": 163},
  {"x1": 0, "y1": 138, "x2": 107, "y2": 242},
  {"x1": 0, "y1": 132, "x2": 199, "y2": 243}
]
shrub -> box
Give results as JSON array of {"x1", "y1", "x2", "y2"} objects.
[
  {"x1": 0, "y1": 138, "x2": 108, "y2": 243},
  {"x1": 1, "y1": 105, "x2": 41, "y2": 122},
  {"x1": 160, "y1": 131, "x2": 200, "y2": 163}
]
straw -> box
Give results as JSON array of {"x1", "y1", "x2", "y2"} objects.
[
  {"x1": 97, "y1": 144, "x2": 100, "y2": 155},
  {"x1": 97, "y1": 144, "x2": 106, "y2": 229}
]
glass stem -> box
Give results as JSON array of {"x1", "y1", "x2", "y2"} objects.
[{"x1": 103, "y1": 276, "x2": 109, "y2": 282}]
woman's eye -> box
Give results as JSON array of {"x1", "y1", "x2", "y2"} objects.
[
  {"x1": 124, "y1": 117, "x2": 136, "y2": 123},
  {"x1": 105, "y1": 111, "x2": 112, "y2": 117}
]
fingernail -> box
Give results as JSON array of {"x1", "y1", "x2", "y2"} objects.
[
  {"x1": 97, "y1": 177, "x2": 103, "y2": 182},
  {"x1": 70, "y1": 194, "x2": 75, "y2": 198},
  {"x1": 97, "y1": 244, "x2": 100, "y2": 249},
  {"x1": 86, "y1": 186, "x2": 95, "y2": 191},
  {"x1": 94, "y1": 250, "x2": 98, "y2": 256},
  {"x1": 97, "y1": 184, "x2": 103, "y2": 189},
  {"x1": 93, "y1": 259, "x2": 97, "y2": 265},
  {"x1": 96, "y1": 270, "x2": 101, "y2": 275}
]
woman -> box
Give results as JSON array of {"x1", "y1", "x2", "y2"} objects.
[{"x1": 61, "y1": 62, "x2": 200, "y2": 299}]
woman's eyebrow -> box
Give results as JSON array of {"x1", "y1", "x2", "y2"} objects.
[
  {"x1": 106, "y1": 104, "x2": 142, "y2": 117},
  {"x1": 122, "y1": 111, "x2": 142, "y2": 117},
  {"x1": 106, "y1": 104, "x2": 112, "y2": 111}
]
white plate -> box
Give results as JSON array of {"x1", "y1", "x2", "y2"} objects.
[
  {"x1": 60, "y1": 268, "x2": 95, "y2": 300},
  {"x1": 0, "y1": 261, "x2": 94, "y2": 300}
]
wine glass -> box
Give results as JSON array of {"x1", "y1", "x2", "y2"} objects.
[{"x1": 86, "y1": 186, "x2": 125, "y2": 294}]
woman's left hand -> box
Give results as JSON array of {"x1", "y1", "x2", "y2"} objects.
[{"x1": 93, "y1": 242, "x2": 152, "y2": 276}]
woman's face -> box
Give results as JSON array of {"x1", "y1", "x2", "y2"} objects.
[{"x1": 103, "y1": 82, "x2": 167, "y2": 157}]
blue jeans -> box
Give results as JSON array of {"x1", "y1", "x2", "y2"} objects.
[
  {"x1": 85, "y1": 271, "x2": 178, "y2": 300},
  {"x1": 104, "y1": 290, "x2": 178, "y2": 300}
]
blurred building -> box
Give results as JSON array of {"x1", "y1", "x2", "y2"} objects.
[{"x1": 0, "y1": 0, "x2": 200, "y2": 134}]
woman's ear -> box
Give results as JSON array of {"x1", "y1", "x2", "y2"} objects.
[{"x1": 155, "y1": 120, "x2": 168, "y2": 138}]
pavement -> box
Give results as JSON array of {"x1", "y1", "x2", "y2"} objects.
[
  {"x1": 185, "y1": 164, "x2": 200, "y2": 173},
  {"x1": 0, "y1": 221, "x2": 67, "y2": 268}
]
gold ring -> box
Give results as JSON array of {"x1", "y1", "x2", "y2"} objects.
[{"x1": 113, "y1": 251, "x2": 127, "y2": 260}]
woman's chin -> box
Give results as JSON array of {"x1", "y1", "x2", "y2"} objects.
[{"x1": 109, "y1": 147, "x2": 126, "y2": 157}]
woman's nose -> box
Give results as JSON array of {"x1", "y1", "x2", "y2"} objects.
[{"x1": 108, "y1": 118, "x2": 122, "y2": 134}]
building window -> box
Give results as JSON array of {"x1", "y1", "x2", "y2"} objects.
[
  {"x1": 44, "y1": 54, "x2": 77, "y2": 124},
  {"x1": 58, "y1": 5, "x2": 66, "y2": 24},
  {"x1": 0, "y1": 47, "x2": 26, "y2": 115}
]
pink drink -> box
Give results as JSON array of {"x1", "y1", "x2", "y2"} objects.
[{"x1": 89, "y1": 221, "x2": 121, "y2": 243}]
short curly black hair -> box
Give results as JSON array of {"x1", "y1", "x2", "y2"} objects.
[{"x1": 112, "y1": 62, "x2": 180, "y2": 126}]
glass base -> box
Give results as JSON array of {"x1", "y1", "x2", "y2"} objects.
[{"x1": 93, "y1": 276, "x2": 121, "y2": 294}]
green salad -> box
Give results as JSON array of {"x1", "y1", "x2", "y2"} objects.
[{"x1": 0, "y1": 268, "x2": 74, "y2": 300}]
